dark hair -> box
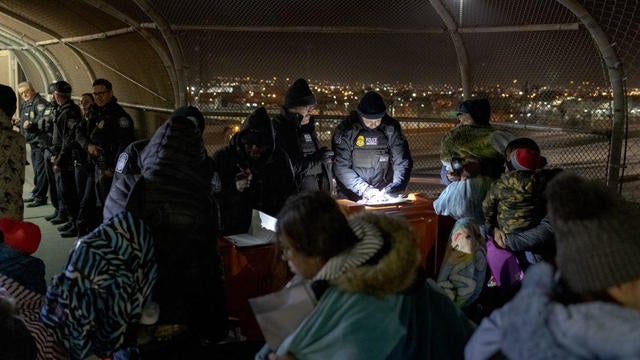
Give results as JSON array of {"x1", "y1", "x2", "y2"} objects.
[
  {"x1": 276, "y1": 191, "x2": 359, "y2": 260},
  {"x1": 92, "y1": 78, "x2": 112, "y2": 90},
  {"x1": 81, "y1": 92, "x2": 95, "y2": 103}
]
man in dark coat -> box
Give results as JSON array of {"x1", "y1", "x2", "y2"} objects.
[
  {"x1": 214, "y1": 106, "x2": 296, "y2": 235},
  {"x1": 332, "y1": 91, "x2": 413, "y2": 201}
]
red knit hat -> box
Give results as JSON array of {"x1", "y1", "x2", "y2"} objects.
[
  {"x1": 0, "y1": 219, "x2": 41, "y2": 254},
  {"x1": 510, "y1": 147, "x2": 541, "y2": 171}
]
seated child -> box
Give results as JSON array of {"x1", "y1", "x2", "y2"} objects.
[
  {"x1": 482, "y1": 138, "x2": 561, "y2": 284},
  {"x1": 0, "y1": 219, "x2": 46, "y2": 295}
]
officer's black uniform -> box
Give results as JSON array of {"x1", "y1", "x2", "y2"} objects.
[
  {"x1": 85, "y1": 96, "x2": 135, "y2": 214},
  {"x1": 332, "y1": 111, "x2": 413, "y2": 201},
  {"x1": 273, "y1": 107, "x2": 329, "y2": 192},
  {"x1": 20, "y1": 93, "x2": 48, "y2": 199},
  {"x1": 26, "y1": 95, "x2": 59, "y2": 211},
  {"x1": 52, "y1": 99, "x2": 84, "y2": 233}
]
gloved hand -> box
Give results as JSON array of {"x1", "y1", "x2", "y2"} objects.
[
  {"x1": 383, "y1": 182, "x2": 403, "y2": 196},
  {"x1": 363, "y1": 187, "x2": 384, "y2": 200},
  {"x1": 317, "y1": 147, "x2": 334, "y2": 163},
  {"x1": 235, "y1": 168, "x2": 252, "y2": 192}
]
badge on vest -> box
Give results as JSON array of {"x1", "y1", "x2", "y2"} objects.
[
  {"x1": 356, "y1": 135, "x2": 365, "y2": 147},
  {"x1": 115, "y1": 152, "x2": 129, "y2": 173},
  {"x1": 303, "y1": 133, "x2": 313, "y2": 142},
  {"x1": 365, "y1": 137, "x2": 378, "y2": 146},
  {"x1": 119, "y1": 117, "x2": 130, "y2": 128},
  {"x1": 97, "y1": 120, "x2": 104, "y2": 129}
]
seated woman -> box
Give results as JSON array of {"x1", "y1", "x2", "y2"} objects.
[
  {"x1": 256, "y1": 191, "x2": 474, "y2": 360},
  {"x1": 465, "y1": 173, "x2": 640, "y2": 359}
]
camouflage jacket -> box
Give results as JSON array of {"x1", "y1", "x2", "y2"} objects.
[{"x1": 483, "y1": 169, "x2": 561, "y2": 234}]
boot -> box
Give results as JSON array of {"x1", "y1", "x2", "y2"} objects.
[
  {"x1": 44, "y1": 211, "x2": 59, "y2": 221},
  {"x1": 57, "y1": 222, "x2": 75, "y2": 232},
  {"x1": 50, "y1": 214, "x2": 69, "y2": 225},
  {"x1": 26, "y1": 198, "x2": 48, "y2": 207},
  {"x1": 60, "y1": 225, "x2": 78, "y2": 238}
]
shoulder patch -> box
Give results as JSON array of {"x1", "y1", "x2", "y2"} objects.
[
  {"x1": 115, "y1": 152, "x2": 129, "y2": 173},
  {"x1": 37, "y1": 104, "x2": 45, "y2": 113},
  {"x1": 119, "y1": 117, "x2": 130, "y2": 128}
]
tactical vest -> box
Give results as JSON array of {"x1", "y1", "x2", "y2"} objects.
[
  {"x1": 300, "y1": 131, "x2": 322, "y2": 176},
  {"x1": 351, "y1": 125, "x2": 393, "y2": 169}
]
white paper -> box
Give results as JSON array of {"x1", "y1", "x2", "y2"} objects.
[
  {"x1": 249, "y1": 280, "x2": 317, "y2": 350},
  {"x1": 226, "y1": 209, "x2": 276, "y2": 247}
]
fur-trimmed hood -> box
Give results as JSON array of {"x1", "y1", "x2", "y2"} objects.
[{"x1": 314, "y1": 212, "x2": 420, "y2": 297}]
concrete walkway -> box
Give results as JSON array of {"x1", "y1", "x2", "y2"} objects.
[{"x1": 22, "y1": 154, "x2": 77, "y2": 285}]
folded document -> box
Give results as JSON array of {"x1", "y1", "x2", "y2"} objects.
[
  {"x1": 249, "y1": 279, "x2": 317, "y2": 350},
  {"x1": 226, "y1": 209, "x2": 277, "y2": 247}
]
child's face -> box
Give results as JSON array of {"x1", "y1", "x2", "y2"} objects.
[{"x1": 451, "y1": 227, "x2": 476, "y2": 254}]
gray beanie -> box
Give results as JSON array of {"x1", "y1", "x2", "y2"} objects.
[{"x1": 546, "y1": 172, "x2": 640, "y2": 294}]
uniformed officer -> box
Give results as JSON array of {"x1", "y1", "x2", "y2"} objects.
[
  {"x1": 18, "y1": 81, "x2": 48, "y2": 203},
  {"x1": 51, "y1": 80, "x2": 84, "y2": 238},
  {"x1": 273, "y1": 78, "x2": 332, "y2": 192},
  {"x1": 332, "y1": 91, "x2": 413, "y2": 202},
  {"x1": 25, "y1": 83, "x2": 61, "y2": 215},
  {"x1": 85, "y1": 78, "x2": 135, "y2": 219}
]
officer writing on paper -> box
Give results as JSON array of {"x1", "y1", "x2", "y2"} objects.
[{"x1": 332, "y1": 91, "x2": 412, "y2": 203}]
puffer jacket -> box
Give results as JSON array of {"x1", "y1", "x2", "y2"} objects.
[
  {"x1": 129, "y1": 115, "x2": 228, "y2": 342},
  {"x1": 259, "y1": 212, "x2": 474, "y2": 360},
  {"x1": 465, "y1": 262, "x2": 640, "y2": 360}
]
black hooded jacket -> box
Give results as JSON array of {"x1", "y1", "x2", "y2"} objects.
[
  {"x1": 213, "y1": 107, "x2": 296, "y2": 235},
  {"x1": 273, "y1": 107, "x2": 329, "y2": 192},
  {"x1": 103, "y1": 115, "x2": 227, "y2": 341}
]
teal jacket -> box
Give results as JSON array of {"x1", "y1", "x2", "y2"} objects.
[{"x1": 257, "y1": 212, "x2": 474, "y2": 360}]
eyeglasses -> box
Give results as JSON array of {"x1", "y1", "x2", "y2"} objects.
[{"x1": 92, "y1": 90, "x2": 110, "y2": 96}]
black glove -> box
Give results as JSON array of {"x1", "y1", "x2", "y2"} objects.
[
  {"x1": 319, "y1": 147, "x2": 334, "y2": 163},
  {"x1": 383, "y1": 182, "x2": 403, "y2": 196}
]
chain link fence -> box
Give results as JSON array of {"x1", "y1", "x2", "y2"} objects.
[{"x1": 151, "y1": 0, "x2": 640, "y2": 199}]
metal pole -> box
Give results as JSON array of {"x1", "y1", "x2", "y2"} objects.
[
  {"x1": 133, "y1": 0, "x2": 187, "y2": 107},
  {"x1": 429, "y1": 0, "x2": 471, "y2": 100},
  {"x1": 557, "y1": 0, "x2": 625, "y2": 190}
]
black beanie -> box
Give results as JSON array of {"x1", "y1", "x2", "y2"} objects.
[
  {"x1": 0, "y1": 84, "x2": 17, "y2": 118},
  {"x1": 172, "y1": 105, "x2": 205, "y2": 133},
  {"x1": 284, "y1": 78, "x2": 316, "y2": 108},
  {"x1": 357, "y1": 91, "x2": 386, "y2": 119},
  {"x1": 546, "y1": 172, "x2": 640, "y2": 294},
  {"x1": 458, "y1": 99, "x2": 491, "y2": 125}
]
